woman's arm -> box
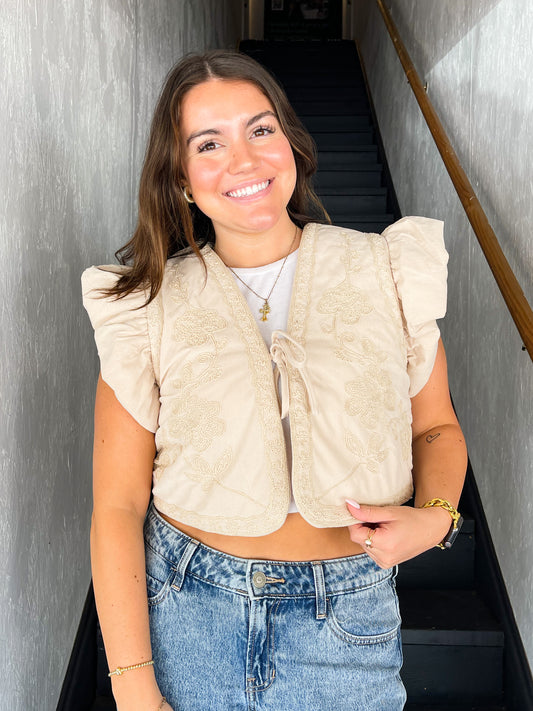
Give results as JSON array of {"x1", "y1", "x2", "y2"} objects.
[
  {"x1": 346, "y1": 339, "x2": 468, "y2": 567},
  {"x1": 410, "y1": 338, "x2": 467, "y2": 509},
  {"x1": 91, "y1": 375, "x2": 167, "y2": 711}
]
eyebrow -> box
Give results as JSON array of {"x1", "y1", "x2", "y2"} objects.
[{"x1": 185, "y1": 110, "x2": 278, "y2": 147}]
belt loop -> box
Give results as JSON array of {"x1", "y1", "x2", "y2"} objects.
[
  {"x1": 312, "y1": 561, "x2": 327, "y2": 619},
  {"x1": 172, "y1": 538, "x2": 200, "y2": 592}
]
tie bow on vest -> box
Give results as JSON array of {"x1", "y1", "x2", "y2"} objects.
[{"x1": 270, "y1": 330, "x2": 319, "y2": 419}]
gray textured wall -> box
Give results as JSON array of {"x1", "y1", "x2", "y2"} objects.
[
  {"x1": 0, "y1": 2, "x2": 241, "y2": 709},
  {"x1": 354, "y1": 0, "x2": 533, "y2": 666}
]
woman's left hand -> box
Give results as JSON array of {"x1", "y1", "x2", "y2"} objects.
[{"x1": 346, "y1": 500, "x2": 452, "y2": 568}]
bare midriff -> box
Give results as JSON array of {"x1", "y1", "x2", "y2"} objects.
[{"x1": 158, "y1": 510, "x2": 365, "y2": 561}]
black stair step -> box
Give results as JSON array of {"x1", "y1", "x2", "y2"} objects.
[
  {"x1": 314, "y1": 170, "x2": 383, "y2": 190},
  {"x1": 400, "y1": 590, "x2": 504, "y2": 704},
  {"x1": 280, "y1": 75, "x2": 365, "y2": 89},
  {"x1": 259, "y1": 53, "x2": 361, "y2": 70},
  {"x1": 241, "y1": 38, "x2": 359, "y2": 51},
  {"x1": 291, "y1": 98, "x2": 370, "y2": 115},
  {"x1": 267, "y1": 63, "x2": 362, "y2": 76},
  {"x1": 301, "y1": 115, "x2": 371, "y2": 131},
  {"x1": 319, "y1": 148, "x2": 379, "y2": 168},
  {"x1": 400, "y1": 589, "x2": 503, "y2": 645},
  {"x1": 397, "y1": 516, "x2": 475, "y2": 589},
  {"x1": 261, "y1": 45, "x2": 359, "y2": 58},
  {"x1": 261, "y1": 54, "x2": 361, "y2": 68},
  {"x1": 320, "y1": 189, "x2": 388, "y2": 214},
  {"x1": 272, "y1": 60, "x2": 362, "y2": 73},
  {"x1": 312, "y1": 130, "x2": 374, "y2": 149},
  {"x1": 284, "y1": 86, "x2": 367, "y2": 103}
]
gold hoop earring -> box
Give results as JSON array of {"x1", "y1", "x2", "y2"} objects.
[{"x1": 182, "y1": 186, "x2": 194, "y2": 204}]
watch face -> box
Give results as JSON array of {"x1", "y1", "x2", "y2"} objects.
[{"x1": 443, "y1": 515, "x2": 464, "y2": 548}]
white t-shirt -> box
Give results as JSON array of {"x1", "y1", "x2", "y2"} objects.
[{"x1": 230, "y1": 250, "x2": 299, "y2": 514}]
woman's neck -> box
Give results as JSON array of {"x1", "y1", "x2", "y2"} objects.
[{"x1": 213, "y1": 217, "x2": 301, "y2": 268}]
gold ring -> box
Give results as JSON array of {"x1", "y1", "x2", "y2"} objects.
[{"x1": 364, "y1": 528, "x2": 375, "y2": 548}]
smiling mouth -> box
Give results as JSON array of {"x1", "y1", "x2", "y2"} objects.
[{"x1": 225, "y1": 179, "x2": 272, "y2": 198}]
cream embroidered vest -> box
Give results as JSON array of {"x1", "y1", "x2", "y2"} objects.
[{"x1": 82, "y1": 218, "x2": 447, "y2": 536}]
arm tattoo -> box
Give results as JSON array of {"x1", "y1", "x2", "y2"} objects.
[{"x1": 426, "y1": 433, "x2": 441, "y2": 444}]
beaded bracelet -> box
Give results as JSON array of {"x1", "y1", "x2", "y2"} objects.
[{"x1": 108, "y1": 659, "x2": 154, "y2": 677}]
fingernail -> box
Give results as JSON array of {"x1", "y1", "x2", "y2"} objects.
[{"x1": 345, "y1": 498, "x2": 360, "y2": 509}]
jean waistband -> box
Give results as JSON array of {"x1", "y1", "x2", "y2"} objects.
[{"x1": 144, "y1": 503, "x2": 393, "y2": 604}]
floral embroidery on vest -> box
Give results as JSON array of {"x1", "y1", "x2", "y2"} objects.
[
  {"x1": 345, "y1": 431, "x2": 388, "y2": 474},
  {"x1": 314, "y1": 232, "x2": 410, "y2": 492},
  {"x1": 170, "y1": 394, "x2": 225, "y2": 452},
  {"x1": 317, "y1": 240, "x2": 373, "y2": 337},
  {"x1": 155, "y1": 269, "x2": 233, "y2": 493}
]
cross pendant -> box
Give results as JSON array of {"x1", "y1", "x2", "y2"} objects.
[{"x1": 259, "y1": 300, "x2": 271, "y2": 321}]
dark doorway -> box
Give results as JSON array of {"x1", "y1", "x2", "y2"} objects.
[{"x1": 264, "y1": 0, "x2": 342, "y2": 41}]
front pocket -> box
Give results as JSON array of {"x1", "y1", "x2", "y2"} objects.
[
  {"x1": 326, "y1": 577, "x2": 401, "y2": 646},
  {"x1": 145, "y1": 543, "x2": 178, "y2": 606}
]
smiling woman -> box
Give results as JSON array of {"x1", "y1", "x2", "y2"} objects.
[{"x1": 81, "y1": 50, "x2": 467, "y2": 711}]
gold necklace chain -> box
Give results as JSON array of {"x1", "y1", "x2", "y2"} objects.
[{"x1": 228, "y1": 225, "x2": 299, "y2": 322}]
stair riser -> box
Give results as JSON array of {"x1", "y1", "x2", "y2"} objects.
[
  {"x1": 398, "y1": 534, "x2": 475, "y2": 589},
  {"x1": 402, "y1": 644, "x2": 504, "y2": 703},
  {"x1": 281, "y1": 76, "x2": 365, "y2": 89},
  {"x1": 314, "y1": 170, "x2": 383, "y2": 189},
  {"x1": 319, "y1": 150, "x2": 379, "y2": 167},
  {"x1": 312, "y1": 131, "x2": 375, "y2": 148},
  {"x1": 262, "y1": 60, "x2": 363, "y2": 70},
  {"x1": 302, "y1": 115, "x2": 371, "y2": 131},
  {"x1": 321, "y1": 194, "x2": 388, "y2": 214},
  {"x1": 285, "y1": 86, "x2": 367, "y2": 102},
  {"x1": 292, "y1": 99, "x2": 370, "y2": 115},
  {"x1": 259, "y1": 59, "x2": 364, "y2": 71}
]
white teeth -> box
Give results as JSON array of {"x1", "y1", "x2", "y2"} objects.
[{"x1": 227, "y1": 180, "x2": 270, "y2": 198}]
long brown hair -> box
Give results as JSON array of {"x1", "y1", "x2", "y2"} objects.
[{"x1": 107, "y1": 50, "x2": 329, "y2": 303}]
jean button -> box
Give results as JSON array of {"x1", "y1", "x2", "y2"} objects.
[{"x1": 252, "y1": 571, "x2": 267, "y2": 588}]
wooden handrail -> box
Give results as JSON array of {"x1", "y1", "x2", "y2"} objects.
[{"x1": 375, "y1": 0, "x2": 533, "y2": 360}]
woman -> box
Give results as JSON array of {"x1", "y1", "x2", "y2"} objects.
[{"x1": 83, "y1": 50, "x2": 467, "y2": 711}]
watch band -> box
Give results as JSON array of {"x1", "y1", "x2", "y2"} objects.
[{"x1": 422, "y1": 498, "x2": 463, "y2": 549}]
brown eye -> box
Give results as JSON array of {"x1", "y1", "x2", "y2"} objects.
[
  {"x1": 252, "y1": 125, "x2": 275, "y2": 138},
  {"x1": 197, "y1": 140, "x2": 220, "y2": 153}
]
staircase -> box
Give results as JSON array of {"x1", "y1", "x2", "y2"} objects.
[{"x1": 240, "y1": 39, "x2": 506, "y2": 710}]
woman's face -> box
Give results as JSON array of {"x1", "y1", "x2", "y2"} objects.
[{"x1": 179, "y1": 79, "x2": 297, "y2": 241}]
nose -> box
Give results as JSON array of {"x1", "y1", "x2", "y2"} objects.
[{"x1": 228, "y1": 139, "x2": 259, "y2": 174}]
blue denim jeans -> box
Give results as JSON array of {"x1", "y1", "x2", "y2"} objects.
[{"x1": 144, "y1": 504, "x2": 406, "y2": 711}]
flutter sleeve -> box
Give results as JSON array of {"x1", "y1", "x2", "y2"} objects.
[
  {"x1": 81, "y1": 266, "x2": 159, "y2": 432},
  {"x1": 382, "y1": 216, "x2": 449, "y2": 397}
]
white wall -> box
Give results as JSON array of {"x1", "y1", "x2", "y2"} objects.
[
  {"x1": 0, "y1": 2, "x2": 241, "y2": 709},
  {"x1": 354, "y1": 0, "x2": 533, "y2": 667}
]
